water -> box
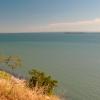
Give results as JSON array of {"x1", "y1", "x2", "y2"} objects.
[{"x1": 0, "y1": 32, "x2": 100, "y2": 100}]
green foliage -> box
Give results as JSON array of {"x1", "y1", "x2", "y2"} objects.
[
  {"x1": 0, "y1": 70, "x2": 11, "y2": 80},
  {"x1": 0, "y1": 55, "x2": 21, "y2": 69},
  {"x1": 0, "y1": 55, "x2": 58, "y2": 95},
  {"x1": 28, "y1": 69, "x2": 58, "y2": 95}
]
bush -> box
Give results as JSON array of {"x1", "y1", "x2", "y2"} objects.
[
  {"x1": 0, "y1": 55, "x2": 21, "y2": 69},
  {"x1": 28, "y1": 69, "x2": 58, "y2": 95},
  {"x1": 0, "y1": 70, "x2": 11, "y2": 80}
]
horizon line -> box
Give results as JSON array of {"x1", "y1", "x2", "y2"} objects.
[{"x1": 1, "y1": 31, "x2": 100, "y2": 34}]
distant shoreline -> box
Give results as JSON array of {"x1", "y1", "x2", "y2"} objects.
[{"x1": 0, "y1": 32, "x2": 100, "y2": 34}]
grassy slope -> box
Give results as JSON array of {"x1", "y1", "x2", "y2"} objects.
[
  {"x1": 0, "y1": 70, "x2": 11, "y2": 80},
  {"x1": 0, "y1": 71, "x2": 60, "y2": 100}
]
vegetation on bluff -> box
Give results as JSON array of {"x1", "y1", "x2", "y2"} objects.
[
  {"x1": 0, "y1": 70, "x2": 11, "y2": 80},
  {"x1": 0, "y1": 55, "x2": 60, "y2": 100},
  {"x1": 0, "y1": 74, "x2": 60, "y2": 100},
  {"x1": 0, "y1": 55, "x2": 21, "y2": 69},
  {"x1": 28, "y1": 69, "x2": 58, "y2": 95}
]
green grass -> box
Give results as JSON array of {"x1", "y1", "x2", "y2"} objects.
[{"x1": 0, "y1": 70, "x2": 11, "y2": 80}]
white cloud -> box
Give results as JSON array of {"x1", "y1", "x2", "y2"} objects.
[
  {"x1": 49, "y1": 18, "x2": 100, "y2": 26},
  {"x1": 30, "y1": 18, "x2": 100, "y2": 32},
  {"x1": 1, "y1": 18, "x2": 100, "y2": 33}
]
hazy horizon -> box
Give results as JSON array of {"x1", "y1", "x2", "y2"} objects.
[{"x1": 1, "y1": 0, "x2": 100, "y2": 33}]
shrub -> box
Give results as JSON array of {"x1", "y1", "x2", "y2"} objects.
[
  {"x1": 0, "y1": 78, "x2": 60, "y2": 100},
  {"x1": 0, "y1": 55, "x2": 21, "y2": 69},
  {"x1": 0, "y1": 70, "x2": 11, "y2": 80},
  {"x1": 28, "y1": 69, "x2": 58, "y2": 95}
]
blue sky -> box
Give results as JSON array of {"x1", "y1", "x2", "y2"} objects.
[{"x1": 1, "y1": 0, "x2": 100, "y2": 33}]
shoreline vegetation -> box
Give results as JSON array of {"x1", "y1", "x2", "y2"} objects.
[
  {"x1": 0, "y1": 70, "x2": 60, "y2": 100},
  {"x1": 0, "y1": 55, "x2": 61, "y2": 100}
]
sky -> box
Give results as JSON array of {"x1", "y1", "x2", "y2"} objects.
[{"x1": 1, "y1": 0, "x2": 100, "y2": 33}]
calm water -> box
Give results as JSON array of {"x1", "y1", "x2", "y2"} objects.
[{"x1": 0, "y1": 33, "x2": 100, "y2": 100}]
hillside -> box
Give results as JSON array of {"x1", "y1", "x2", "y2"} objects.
[{"x1": 0, "y1": 70, "x2": 60, "y2": 100}]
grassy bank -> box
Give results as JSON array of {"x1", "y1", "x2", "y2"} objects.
[{"x1": 0, "y1": 70, "x2": 60, "y2": 100}]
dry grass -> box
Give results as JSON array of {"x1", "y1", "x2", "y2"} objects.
[{"x1": 0, "y1": 78, "x2": 60, "y2": 100}]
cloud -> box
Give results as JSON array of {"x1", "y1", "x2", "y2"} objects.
[
  {"x1": 49, "y1": 18, "x2": 100, "y2": 27},
  {"x1": 1, "y1": 18, "x2": 100, "y2": 33},
  {"x1": 37, "y1": 18, "x2": 100, "y2": 32},
  {"x1": 29, "y1": 18, "x2": 100, "y2": 32}
]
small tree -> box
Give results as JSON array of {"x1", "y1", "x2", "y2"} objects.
[
  {"x1": 0, "y1": 55, "x2": 21, "y2": 70},
  {"x1": 28, "y1": 69, "x2": 58, "y2": 95}
]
